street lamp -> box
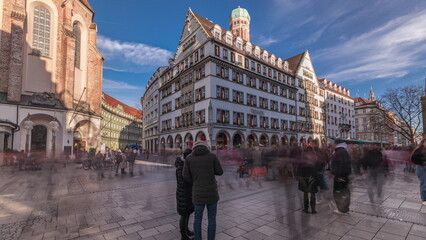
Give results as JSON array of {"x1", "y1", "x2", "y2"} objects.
[
  {"x1": 23, "y1": 114, "x2": 33, "y2": 153},
  {"x1": 49, "y1": 118, "x2": 59, "y2": 159}
]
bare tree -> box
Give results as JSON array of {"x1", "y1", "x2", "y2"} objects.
[{"x1": 378, "y1": 85, "x2": 423, "y2": 145}]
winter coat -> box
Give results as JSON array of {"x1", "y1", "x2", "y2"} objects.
[
  {"x1": 127, "y1": 152, "x2": 137, "y2": 163},
  {"x1": 361, "y1": 149, "x2": 384, "y2": 171},
  {"x1": 297, "y1": 150, "x2": 319, "y2": 193},
  {"x1": 183, "y1": 145, "x2": 224, "y2": 205},
  {"x1": 175, "y1": 157, "x2": 194, "y2": 215},
  {"x1": 411, "y1": 148, "x2": 426, "y2": 165},
  {"x1": 331, "y1": 144, "x2": 352, "y2": 177}
]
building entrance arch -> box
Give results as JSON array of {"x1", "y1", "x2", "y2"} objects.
[
  {"x1": 31, "y1": 125, "x2": 47, "y2": 153},
  {"x1": 216, "y1": 131, "x2": 230, "y2": 149},
  {"x1": 233, "y1": 132, "x2": 244, "y2": 148}
]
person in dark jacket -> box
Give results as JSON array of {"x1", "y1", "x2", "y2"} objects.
[
  {"x1": 183, "y1": 141, "x2": 223, "y2": 240},
  {"x1": 411, "y1": 139, "x2": 426, "y2": 205},
  {"x1": 361, "y1": 145, "x2": 385, "y2": 203},
  {"x1": 297, "y1": 146, "x2": 319, "y2": 214},
  {"x1": 176, "y1": 149, "x2": 194, "y2": 240},
  {"x1": 331, "y1": 140, "x2": 352, "y2": 214},
  {"x1": 127, "y1": 149, "x2": 137, "y2": 176}
]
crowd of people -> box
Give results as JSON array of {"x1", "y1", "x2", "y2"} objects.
[{"x1": 173, "y1": 139, "x2": 425, "y2": 240}]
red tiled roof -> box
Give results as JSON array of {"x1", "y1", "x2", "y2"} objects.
[
  {"x1": 284, "y1": 52, "x2": 305, "y2": 74},
  {"x1": 354, "y1": 97, "x2": 372, "y2": 105},
  {"x1": 103, "y1": 93, "x2": 142, "y2": 119}
]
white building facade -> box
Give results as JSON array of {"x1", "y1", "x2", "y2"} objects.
[
  {"x1": 319, "y1": 79, "x2": 355, "y2": 142},
  {"x1": 153, "y1": 7, "x2": 328, "y2": 150},
  {"x1": 141, "y1": 67, "x2": 166, "y2": 153}
]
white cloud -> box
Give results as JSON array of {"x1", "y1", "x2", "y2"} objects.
[
  {"x1": 97, "y1": 35, "x2": 173, "y2": 68},
  {"x1": 103, "y1": 66, "x2": 129, "y2": 72},
  {"x1": 103, "y1": 79, "x2": 141, "y2": 91},
  {"x1": 256, "y1": 36, "x2": 279, "y2": 46},
  {"x1": 317, "y1": 9, "x2": 426, "y2": 83}
]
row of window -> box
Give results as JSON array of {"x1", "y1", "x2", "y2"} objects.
[
  {"x1": 161, "y1": 110, "x2": 324, "y2": 133},
  {"x1": 163, "y1": 47, "x2": 205, "y2": 83}
]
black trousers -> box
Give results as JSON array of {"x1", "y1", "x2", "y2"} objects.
[
  {"x1": 179, "y1": 213, "x2": 191, "y2": 237},
  {"x1": 333, "y1": 176, "x2": 350, "y2": 213}
]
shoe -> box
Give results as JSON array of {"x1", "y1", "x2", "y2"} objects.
[
  {"x1": 302, "y1": 208, "x2": 309, "y2": 213},
  {"x1": 422, "y1": 201, "x2": 426, "y2": 206},
  {"x1": 311, "y1": 210, "x2": 318, "y2": 214},
  {"x1": 333, "y1": 210, "x2": 347, "y2": 215}
]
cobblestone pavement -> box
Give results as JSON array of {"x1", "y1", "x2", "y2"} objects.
[{"x1": 1, "y1": 159, "x2": 426, "y2": 240}]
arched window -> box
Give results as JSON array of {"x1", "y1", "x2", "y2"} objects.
[
  {"x1": 73, "y1": 23, "x2": 81, "y2": 68},
  {"x1": 32, "y1": 6, "x2": 51, "y2": 56}
]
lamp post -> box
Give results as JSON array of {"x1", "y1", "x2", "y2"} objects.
[
  {"x1": 23, "y1": 114, "x2": 33, "y2": 153},
  {"x1": 49, "y1": 118, "x2": 59, "y2": 159}
]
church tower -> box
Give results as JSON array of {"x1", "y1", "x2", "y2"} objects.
[
  {"x1": 229, "y1": 6, "x2": 251, "y2": 42},
  {"x1": 369, "y1": 87, "x2": 376, "y2": 101}
]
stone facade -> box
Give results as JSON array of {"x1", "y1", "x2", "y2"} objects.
[
  {"x1": 101, "y1": 93, "x2": 143, "y2": 150},
  {"x1": 318, "y1": 78, "x2": 355, "y2": 142},
  {"x1": 0, "y1": 0, "x2": 103, "y2": 159},
  {"x1": 146, "y1": 7, "x2": 330, "y2": 150}
]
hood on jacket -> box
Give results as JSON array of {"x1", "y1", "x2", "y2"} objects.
[
  {"x1": 335, "y1": 142, "x2": 348, "y2": 149},
  {"x1": 192, "y1": 145, "x2": 210, "y2": 156}
]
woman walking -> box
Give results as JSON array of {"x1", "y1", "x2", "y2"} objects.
[
  {"x1": 411, "y1": 139, "x2": 426, "y2": 205},
  {"x1": 175, "y1": 149, "x2": 194, "y2": 240}
]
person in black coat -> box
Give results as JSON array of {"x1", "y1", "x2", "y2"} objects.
[
  {"x1": 331, "y1": 140, "x2": 352, "y2": 214},
  {"x1": 297, "y1": 146, "x2": 320, "y2": 214},
  {"x1": 361, "y1": 145, "x2": 385, "y2": 202},
  {"x1": 176, "y1": 149, "x2": 194, "y2": 240}
]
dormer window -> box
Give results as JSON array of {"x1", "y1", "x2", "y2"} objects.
[
  {"x1": 226, "y1": 31, "x2": 233, "y2": 44},
  {"x1": 284, "y1": 61, "x2": 289, "y2": 71},
  {"x1": 213, "y1": 24, "x2": 222, "y2": 39}
]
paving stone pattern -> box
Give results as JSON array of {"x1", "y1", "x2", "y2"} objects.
[{"x1": 0, "y1": 161, "x2": 426, "y2": 240}]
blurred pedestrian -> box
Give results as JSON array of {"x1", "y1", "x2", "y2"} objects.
[
  {"x1": 361, "y1": 145, "x2": 385, "y2": 203},
  {"x1": 183, "y1": 141, "x2": 223, "y2": 240},
  {"x1": 297, "y1": 146, "x2": 319, "y2": 214},
  {"x1": 411, "y1": 139, "x2": 426, "y2": 205},
  {"x1": 331, "y1": 140, "x2": 352, "y2": 214},
  {"x1": 115, "y1": 149, "x2": 123, "y2": 175},
  {"x1": 120, "y1": 149, "x2": 128, "y2": 174},
  {"x1": 176, "y1": 149, "x2": 194, "y2": 240},
  {"x1": 127, "y1": 149, "x2": 137, "y2": 176},
  {"x1": 95, "y1": 151, "x2": 104, "y2": 179}
]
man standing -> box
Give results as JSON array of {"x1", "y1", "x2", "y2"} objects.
[
  {"x1": 127, "y1": 149, "x2": 137, "y2": 176},
  {"x1": 183, "y1": 141, "x2": 223, "y2": 240},
  {"x1": 361, "y1": 145, "x2": 385, "y2": 203},
  {"x1": 331, "y1": 140, "x2": 352, "y2": 214}
]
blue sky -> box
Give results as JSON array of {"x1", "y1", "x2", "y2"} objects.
[{"x1": 91, "y1": 0, "x2": 426, "y2": 108}]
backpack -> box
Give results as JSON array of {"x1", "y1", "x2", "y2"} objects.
[{"x1": 411, "y1": 149, "x2": 425, "y2": 165}]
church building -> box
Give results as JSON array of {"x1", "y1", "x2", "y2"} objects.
[{"x1": 0, "y1": 0, "x2": 103, "y2": 159}]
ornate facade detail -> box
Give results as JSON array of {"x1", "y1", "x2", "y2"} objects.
[
  {"x1": 11, "y1": 5, "x2": 26, "y2": 22},
  {"x1": 30, "y1": 92, "x2": 56, "y2": 107}
]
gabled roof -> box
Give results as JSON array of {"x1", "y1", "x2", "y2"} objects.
[
  {"x1": 284, "y1": 52, "x2": 305, "y2": 74},
  {"x1": 354, "y1": 97, "x2": 372, "y2": 105},
  {"x1": 189, "y1": 9, "x2": 297, "y2": 75},
  {"x1": 103, "y1": 93, "x2": 142, "y2": 119}
]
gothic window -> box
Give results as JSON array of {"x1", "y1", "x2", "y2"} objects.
[
  {"x1": 32, "y1": 6, "x2": 51, "y2": 56},
  {"x1": 73, "y1": 23, "x2": 81, "y2": 68}
]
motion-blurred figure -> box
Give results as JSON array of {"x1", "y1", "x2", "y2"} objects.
[
  {"x1": 361, "y1": 145, "x2": 386, "y2": 203},
  {"x1": 175, "y1": 149, "x2": 194, "y2": 240},
  {"x1": 331, "y1": 140, "x2": 352, "y2": 214},
  {"x1": 411, "y1": 139, "x2": 426, "y2": 205},
  {"x1": 298, "y1": 146, "x2": 319, "y2": 214}
]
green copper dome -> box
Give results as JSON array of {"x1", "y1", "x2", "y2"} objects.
[{"x1": 229, "y1": 6, "x2": 251, "y2": 23}]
